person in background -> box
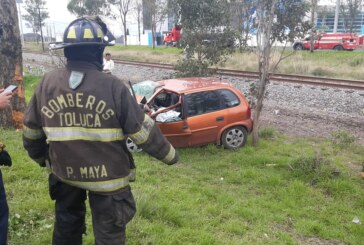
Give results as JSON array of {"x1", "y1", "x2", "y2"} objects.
[
  {"x1": 23, "y1": 16, "x2": 178, "y2": 245},
  {"x1": 0, "y1": 88, "x2": 13, "y2": 245},
  {"x1": 102, "y1": 52, "x2": 114, "y2": 74}
]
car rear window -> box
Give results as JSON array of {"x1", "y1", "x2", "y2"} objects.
[{"x1": 218, "y1": 89, "x2": 240, "y2": 108}]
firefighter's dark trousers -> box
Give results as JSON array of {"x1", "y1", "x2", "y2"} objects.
[
  {"x1": 0, "y1": 170, "x2": 9, "y2": 245},
  {"x1": 49, "y1": 174, "x2": 136, "y2": 245}
]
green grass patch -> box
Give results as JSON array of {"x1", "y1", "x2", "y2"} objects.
[
  {"x1": 2, "y1": 128, "x2": 363, "y2": 244},
  {"x1": 23, "y1": 74, "x2": 40, "y2": 103}
]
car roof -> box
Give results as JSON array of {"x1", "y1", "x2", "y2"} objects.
[{"x1": 156, "y1": 77, "x2": 232, "y2": 93}]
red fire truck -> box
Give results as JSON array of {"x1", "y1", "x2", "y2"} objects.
[
  {"x1": 293, "y1": 33, "x2": 364, "y2": 51},
  {"x1": 163, "y1": 25, "x2": 182, "y2": 47}
]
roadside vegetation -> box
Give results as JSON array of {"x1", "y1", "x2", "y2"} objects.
[
  {"x1": 3, "y1": 124, "x2": 364, "y2": 244},
  {"x1": 2, "y1": 68, "x2": 364, "y2": 244},
  {"x1": 24, "y1": 43, "x2": 364, "y2": 81}
]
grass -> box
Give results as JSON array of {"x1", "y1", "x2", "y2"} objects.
[
  {"x1": 1, "y1": 72, "x2": 364, "y2": 244},
  {"x1": 23, "y1": 42, "x2": 364, "y2": 81},
  {"x1": 2, "y1": 130, "x2": 364, "y2": 244}
]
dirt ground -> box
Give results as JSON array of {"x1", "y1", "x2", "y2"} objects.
[{"x1": 260, "y1": 105, "x2": 364, "y2": 145}]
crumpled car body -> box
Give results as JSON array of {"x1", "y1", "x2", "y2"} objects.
[{"x1": 131, "y1": 77, "x2": 253, "y2": 149}]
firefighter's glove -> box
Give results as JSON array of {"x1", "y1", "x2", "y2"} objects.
[{"x1": 0, "y1": 143, "x2": 12, "y2": 167}]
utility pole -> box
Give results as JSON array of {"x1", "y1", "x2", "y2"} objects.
[
  {"x1": 53, "y1": 23, "x2": 56, "y2": 42},
  {"x1": 333, "y1": 0, "x2": 340, "y2": 33},
  {"x1": 38, "y1": 6, "x2": 44, "y2": 51}
]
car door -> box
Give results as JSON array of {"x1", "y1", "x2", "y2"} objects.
[
  {"x1": 184, "y1": 90, "x2": 227, "y2": 146},
  {"x1": 148, "y1": 90, "x2": 192, "y2": 148}
]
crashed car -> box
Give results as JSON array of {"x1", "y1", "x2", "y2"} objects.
[{"x1": 127, "y1": 77, "x2": 253, "y2": 152}]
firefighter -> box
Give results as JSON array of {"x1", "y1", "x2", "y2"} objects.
[{"x1": 22, "y1": 16, "x2": 178, "y2": 245}]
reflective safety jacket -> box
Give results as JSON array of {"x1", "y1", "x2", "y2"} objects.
[{"x1": 23, "y1": 61, "x2": 178, "y2": 194}]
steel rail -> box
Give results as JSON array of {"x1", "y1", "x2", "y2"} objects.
[
  {"x1": 23, "y1": 51, "x2": 364, "y2": 90},
  {"x1": 214, "y1": 69, "x2": 364, "y2": 90},
  {"x1": 113, "y1": 59, "x2": 364, "y2": 90}
]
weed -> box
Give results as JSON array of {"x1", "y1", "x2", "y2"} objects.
[
  {"x1": 311, "y1": 67, "x2": 332, "y2": 77},
  {"x1": 259, "y1": 128, "x2": 276, "y2": 139},
  {"x1": 330, "y1": 130, "x2": 356, "y2": 148},
  {"x1": 8, "y1": 210, "x2": 53, "y2": 238},
  {"x1": 289, "y1": 152, "x2": 337, "y2": 184},
  {"x1": 349, "y1": 57, "x2": 364, "y2": 67}
]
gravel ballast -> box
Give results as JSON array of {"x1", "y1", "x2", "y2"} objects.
[{"x1": 23, "y1": 52, "x2": 364, "y2": 144}]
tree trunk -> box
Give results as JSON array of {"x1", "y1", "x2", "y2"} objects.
[
  {"x1": 152, "y1": 24, "x2": 156, "y2": 49},
  {"x1": 0, "y1": 0, "x2": 25, "y2": 128},
  {"x1": 138, "y1": 19, "x2": 141, "y2": 45},
  {"x1": 123, "y1": 14, "x2": 128, "y2": 46},
  {"x1": 310, "y1": 0, "x2": 317, "y2": 53},
  {"x1": 252, "y1": 1, "x2": 276, "y2": 146},
  {"x1": 252, "y1": 46, "x2": 271, "y2": 146}
]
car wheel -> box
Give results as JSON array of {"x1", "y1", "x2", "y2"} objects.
[
  {"x1": 126, "y1": 137, "x2": 142, "y2": 153},
  {"x1": 334, "y1": 45, "x2": 344, "y2": 51},
  {"x1": 221, "y1": 126, "x2": 248, "y2": 149},
  {"x1": 293, "y1": 43, "x2": 303, "y2": 51}
]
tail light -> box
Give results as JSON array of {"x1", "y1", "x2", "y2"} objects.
[{"x1": 247, "y1": 105, "x2": 251, "y2": 118}]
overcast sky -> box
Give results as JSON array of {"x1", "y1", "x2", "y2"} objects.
[
  {"x1": 17, "y1": 0, "x2": 126, "y2": 40},
  {"x1": 44, "y1": 0, "x2": 75, "y2": 23},
  {"x1": 17, "y1": 0, "x2": 75, "y2": 39}
]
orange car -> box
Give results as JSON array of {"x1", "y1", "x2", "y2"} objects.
[{"x1": 128, "y1": 77, "x2": 253, "y2": 151}]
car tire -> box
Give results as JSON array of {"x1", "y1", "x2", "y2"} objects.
[
  {"x1": 221, "y1": 126, "x2": 248, "y2": 150},
  {"x1": 293, "y1": 43, "x2": 304, "y2": 51},
  {"x1": 126, "y1": 137, "x2": 142, "y2": 153},
  {"x1": 334, "y1": 45, "x2": 344, "y2": 51}
]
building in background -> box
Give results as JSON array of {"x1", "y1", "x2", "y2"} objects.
[{"x1": 317, "y1": 1, "x2": 364, "y2": 34}]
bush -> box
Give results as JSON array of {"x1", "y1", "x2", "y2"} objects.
[
  {"x1": 174, "y1": 59, "x2": 214, "y2": 77},
  {"x1": 289, "y1": 153, "x2": 337, "y2": 184}
]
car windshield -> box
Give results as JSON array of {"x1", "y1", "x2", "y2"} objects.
[{"x1": 131, "y1": 80, "x2": 161, "y2": 100}]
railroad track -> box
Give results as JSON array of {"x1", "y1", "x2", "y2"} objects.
[
  {"x1": 214, "y1": 69, "x2": 364, "y2": 91},
  {"x1": 113, "y1": 59, "x2": 364, "y2": 91},
  {"x1": 23, "y1": 51, "x2": 364, "y2": 91}
]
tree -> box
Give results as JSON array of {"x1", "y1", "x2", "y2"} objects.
[
  {"x1": 310, "y1": 0, "x2": 319, "y2": 52},
  {"x1": 340, "y1": 0, "x2": 363, "y2": 33},
  {"x1": 317, "y1": 5, "x2": 330, "y2": 32},
  {"x1": 145, "y1": 0, "x2": 168, "y2": 49},
  {"x1": 110, "y1": 0, "x2": 133, "y2": 46},
  {"x1": 168, "y1": 0, "x2": 237, "y2": 77},
  {"x1": 229, "y1": 0, "x2": 256, "y2": 52},
  {"x1": 22, "y1": 0, "x2": 49, "y2": 46},
  {"x1": 249, "y1": 0, "x2": 310, "y2": 145},
  {"x1": 0, "y1": 0, "x2": 25, "y2": 128},
  {"x1": 133, "y1": 0, "x2": 143, "y2": 45},
  {"x1": 67, "y1": 0, "x2": 112, "y2": 17}
]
